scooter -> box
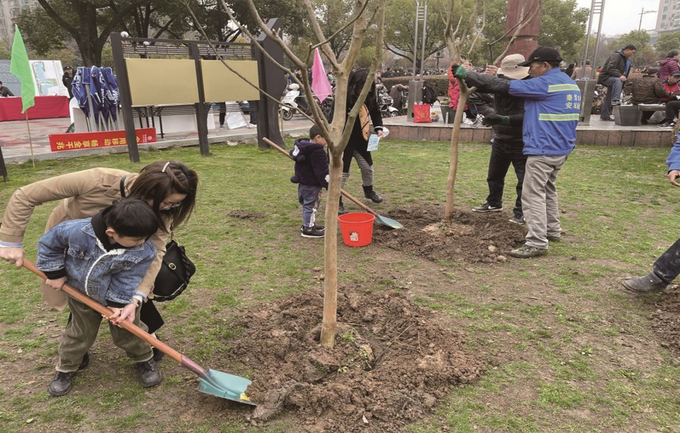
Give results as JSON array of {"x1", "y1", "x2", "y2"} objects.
[
  {"x1": 377, "y1": 84, "x2": 398, "y2": 117},
  {"x1": 280, "y1": 83, "x2": 318, "y2": 121},
  {"x1": 280, "y1": 83, "x2": 301, "y2": 121}
]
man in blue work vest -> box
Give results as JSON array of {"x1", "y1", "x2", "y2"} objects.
[{"x1": 451, "y1": 47, "x2": 580, "y2": 258}]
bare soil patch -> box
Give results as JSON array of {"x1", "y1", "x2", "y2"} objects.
[
  {"x1": 649, "y1": 286, "x2": 680, "y2": 357},
  {"x1": 372, "y1": 205, "x2": 526, "y2": 263},
  {"x1": 227, "y1": 288, "x2": 483, "y2": 432},
  {"x1": 229, "y1": 210, "x2": 266, "y2": 219}
]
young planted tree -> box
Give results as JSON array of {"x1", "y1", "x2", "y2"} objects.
[
  {"x1": 210, "y1": 0, "x2": 387, "y2": 348},
  {"x1": 441, "y1": 0, "x2": 540, "y2": 221},
  {"x1": 441, "y1": 0, "x2": 482, "y2": 221}
]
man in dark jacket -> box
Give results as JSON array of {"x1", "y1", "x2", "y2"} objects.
[
  {"x1": 626, "y1": 67, "x2": 671, "y2": 124},
  {"x1": 597, "y1": 45, "x2": 636, "y2": 121},
  {"x1": 470, "y1": 54, "x2": 529, "y2": 225},
  {"x1": 290, "y1": 124, "x2": 329, "y2": 238},
  {"x1": 62, "y1": 66, "x2": 74, "y2": 99}
]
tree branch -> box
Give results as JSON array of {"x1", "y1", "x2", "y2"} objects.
[{"x1": 36, "y1": 0, "x2": 79, "y2": 36}]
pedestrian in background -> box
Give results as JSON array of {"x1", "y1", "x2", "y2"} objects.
[{"x1": 597, "y1": 45, "x2": 636, "y2": 121}]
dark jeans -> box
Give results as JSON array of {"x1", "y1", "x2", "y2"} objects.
[
  {"x1": 666, "y1": 100, "x2": 680, "y2": 122},
  {"x1": 653, "y1": 238, "x2": 680, "y2": 284},
  {"x1": 485, "y1": 138, "x2": 527, "y2": 217},
  {"x1": 600, "y1": 76, "x2": 623, "y2": 119}
]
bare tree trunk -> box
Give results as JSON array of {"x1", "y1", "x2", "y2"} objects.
[
  {"x1": 225, "y1": 0, "x2": 386, "y2": 348},
  {"x1": 444, "y1": 78, "x2": 475, "y2": 221},
  {"x1": 320, "y1": 155, "x2": 343, "y2": 346}
]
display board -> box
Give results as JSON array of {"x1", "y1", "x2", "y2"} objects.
[
  {"x1": 30, "y1": 60, "x2": 69, "y2": 97},
  {"x1": 0, "y1": 60, "x2": 69, "y2": 97},
  {"x1": 201, "y1": 60, "x2": 259, "y2": 101},
  {"x1": 126, "y1": 59, "x2": 199, "y2": 106}
]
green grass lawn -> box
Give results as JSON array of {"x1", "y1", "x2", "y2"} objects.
[{"x1": 0, "y1": 139, "x2": 678, "y2": 432}]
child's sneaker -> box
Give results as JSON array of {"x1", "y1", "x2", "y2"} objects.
[
  {"x1": 301, "y1": 225, "x2": 325, "y2": 232},
  {"x1": 301, "y1": 226, "x2": 324, "y2": 238}
]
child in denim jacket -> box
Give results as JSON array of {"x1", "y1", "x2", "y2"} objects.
[{"x1": 37, "y1": 197, "x2": 160, "y2": 396}]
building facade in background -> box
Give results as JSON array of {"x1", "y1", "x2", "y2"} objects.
[
  {"x1": 657, "y1": 0, "x2": 680, "y2": 33},
  {"x1": 0, "y1": 0, "x2": 37, "y2": 45}
]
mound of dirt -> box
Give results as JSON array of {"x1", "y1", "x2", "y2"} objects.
[
  {"x1": 227, "y1": 288, "x2": 484, "y2": 432},
  {"x1": 372, "y1": 206, "x2": 526, "y2": 263},
  {"x1": 649, "y1": 286, "x2": 680, "y2": 357}
]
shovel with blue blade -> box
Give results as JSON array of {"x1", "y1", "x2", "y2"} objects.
[{"x1": 23, "y1": 259, "x2": 255, "y2": 406}]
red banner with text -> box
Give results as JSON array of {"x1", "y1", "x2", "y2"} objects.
[{"x1": 49, "y1": 128, "x2": 157, "y2": 152}]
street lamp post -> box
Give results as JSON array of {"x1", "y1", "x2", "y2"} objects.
[
  {"x1": 638, "y1": 7, "x2": 657, "y2": 31},
  {"x1": 408, "y1": 0, "x2": 428, "y2": 121}
]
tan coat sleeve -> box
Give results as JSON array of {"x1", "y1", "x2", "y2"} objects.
[
  {"x1": 0, "y1": 168, "x2": 127, "y2": 244},
  {"x1": 138, "y1": 229, "x2": 169, "y2": 298}
]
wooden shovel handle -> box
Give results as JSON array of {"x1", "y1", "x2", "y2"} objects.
[
  {"x1": 336, "y1": 189, "x2": 378, "y2": 217},
  {"x1": 263, "y1": 137, "x2": 292, "y2": 159},
  {"x1": 262, "y1": 137, "x2": 379, "y2": 217},
  {"x1": 22, "y1": 259, "x2": 207, "y2": 377}
]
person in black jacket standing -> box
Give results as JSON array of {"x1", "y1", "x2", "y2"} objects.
[
  {"x1": 62, "y1": 66, "x2": 74, "y2": 99},
  {"x1": 290, "y1": 124, "x2": 329, "y2": 238},
  {"x1": 469, "y1": 54, "x2": 529, "y2": 224},
  {"x1": 339, "y1": 69, "x2": 385, "y2": 213},
  {"x1": 597, "y1": 45, "x2": 636, "y2": 121}
]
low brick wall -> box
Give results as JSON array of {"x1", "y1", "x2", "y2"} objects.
[{"x1": 387, "y1": 123, "x2": 674, "y2": 148}]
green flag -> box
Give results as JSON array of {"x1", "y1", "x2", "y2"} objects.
[{"x1": 9, "y1": 25, "x2": 35, "y2": 114}]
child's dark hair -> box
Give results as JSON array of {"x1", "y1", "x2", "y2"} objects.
[
  {"x1": 105, "y1": 198, "x2": 159, "y2": 239},
  {"x1": 309, "y1": 124, "x2": 322, "y2": 140}
]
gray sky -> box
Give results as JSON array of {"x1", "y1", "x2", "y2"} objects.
[{"x1": 575, "y1": 0, "x2": 660, "y2": 36}]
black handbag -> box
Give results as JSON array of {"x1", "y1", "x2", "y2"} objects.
[
  {"x1": 153, "y1": 238, "x2": 196, "y2": 302},
  {"x1": 119, "y1": 176, "x2": 195, "y2": 302}
]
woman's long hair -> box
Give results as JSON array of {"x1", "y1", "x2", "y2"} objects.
[
  {"x1": 129, "y1": 161, "x2": 199, "y2": 232},
  {"x1": 347, "y1": 68, "x2": 378, "y2": 111}
]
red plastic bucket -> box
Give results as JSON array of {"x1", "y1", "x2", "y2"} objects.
[{"x1": 338, "y1": 212, "x2": 376, "y2": 247}]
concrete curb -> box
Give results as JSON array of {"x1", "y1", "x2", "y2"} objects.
[{"x1": 3, "y1": 126, "x2": 311, "y2": 165}]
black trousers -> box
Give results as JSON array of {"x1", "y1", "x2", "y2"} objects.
[
  {"x1": 653, "y1": 238, "x2": 680, "y2": 284},
  {"x1": 485, "y1": 138, "x2": 527, "y2": 217},
  {"x1": 666, "y1": 100, "x2": 680, "y2": 123}
]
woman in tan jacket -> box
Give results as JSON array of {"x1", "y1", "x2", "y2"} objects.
[{"x1": 0, "y1": 161, "x2": 198, "y2": 363}]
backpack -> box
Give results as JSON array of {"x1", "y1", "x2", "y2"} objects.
[{"x1": 422, "y1": 82, "x2": 437, "y2": 105}]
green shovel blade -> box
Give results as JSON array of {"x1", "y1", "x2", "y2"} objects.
[
  {"x1": 198, "y1": 369, "x2": 256, "y2": 406},
  {"x1": 375, "y1": 215, "x2": 403, "y2": 229}
]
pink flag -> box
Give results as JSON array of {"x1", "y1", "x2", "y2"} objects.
[{"x1": 311, "y1": 48, "x2": 333, "y2": 102}]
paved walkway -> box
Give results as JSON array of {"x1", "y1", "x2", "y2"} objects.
[
  {"x1": 1, "y1": 110, "x2": 672, "y2": 165},
  {"x1": 0, "y1": 112, "x2": 313, "y2": 164}
]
